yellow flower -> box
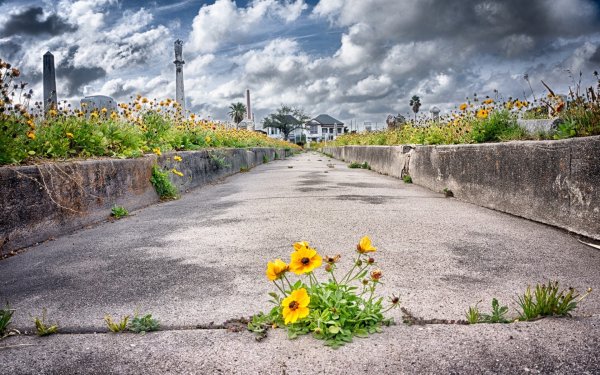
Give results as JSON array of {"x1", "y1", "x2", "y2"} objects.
[
  {"x1": 173, "y1": 155, "x2": 182, "y2": 162},
  {"x1": 171, "y1": 168, "x2": 184, "y2": 177},
  {"x1": 101, "y1": 107, "x2": 107, "y2": 114},
  {"x1": 153, "y1": 147, "x2": 162, "y2": 156},
  {"x1": 483, "y1": 98, "x2": 494, "y2": 105},
  {"x1": 476, "y1": 109, "x2": 489, "y2": 119},
  {"x1": 293, "y1": 241, "x2": 310, "y2": 252},
  {"x1": 90, "y1": 111, "x2": 99, "y2": 119},
  {"x1": 142, "y1": 97, "x2": 149, "y2": 104},
  {"x1": 357, "y1": 236, "x2": 376, "y2": 253},
  {"x1": 281, "y1": 288, "x2": 310, "y2": 324},
  {"x1": 289, "y1": 246, "x2": 322, "y2": 274},
  {"x1": 515, "y1": 100, "x2": 523, "y2": 109},
  {"x1": 66, "y1": 132, "x2": 74, "y2": 139},
  {"x1": 266, "y1": 259, "x2": 288, "y2": 281},
  {"x1": 459, "y1": 103, "x2": 467, "y2": 111},
  {"x1": 26, "y1": 131, "x2": 36, "y2": 140},
  {"x1": 205, "y1": 136, "x2": 211, "y2": 144},
  {"x1": 48, "y1": 109, "x2": 58, "y2": 116}
]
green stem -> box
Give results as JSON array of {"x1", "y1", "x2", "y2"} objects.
[
  {"x1": 283, "y1": 274, "x2": 293, "y2": 290},
  {"x1": 346, "y1": 264, "x2": 370, "y2": 284},
  {"x1": 273, "y1": 280, "x2": 287, "y2": 296},
  {"x1": 341, "y1": 254, "x2": 361, "y2": 283}
]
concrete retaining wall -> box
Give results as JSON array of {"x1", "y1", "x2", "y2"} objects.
[
  {"x1": 324, "y1": 136, "x2": 600, "y2": 240},
  {"x1": 0, "y1": 148, "x2": 288, "y2": 252}
]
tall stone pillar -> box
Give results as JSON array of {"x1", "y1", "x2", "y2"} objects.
[
  {"x1": 245, "y1": 89, "x2": 251, "y2": 120},
  {"x1": 174, "y1": 40, "x2": 185, "y2": 113},
  {"x1": 43, "y1": 51, "x2": 57, "y2": 112}
]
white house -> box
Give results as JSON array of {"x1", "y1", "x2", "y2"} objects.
[{"x1": 306, "y1": 114, "x2": 346, "y2": 142}]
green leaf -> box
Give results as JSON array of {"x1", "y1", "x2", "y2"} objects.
[{"x1": 328, "y1": 325, "x2": 340, "y2": 334}]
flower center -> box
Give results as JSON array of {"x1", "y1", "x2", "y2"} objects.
[
  {"x1": 288, "y1": 301, "x2": 299, "y2": 310},
  {"x1": 301, "y1": 257, "x2": 310, "y2": 265}
]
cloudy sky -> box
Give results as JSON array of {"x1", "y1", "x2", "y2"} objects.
[{"x1": 1, "y1": 0, "x2": 600, "y2": 127}]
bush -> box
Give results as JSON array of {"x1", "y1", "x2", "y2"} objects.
[{"x1": 150, "y1": 166, "x2": 178, "y2": 200}]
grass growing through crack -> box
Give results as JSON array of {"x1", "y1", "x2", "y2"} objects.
[
  {"x1": 403, "y1": 175, "x2": 412, "y2": 183},
  {"x1": 0, "y1": 303, "x2": 14, "y2": 336},
  {"x1": 517, "y1": 281, "x2": 591, "y2": 321},
  {"x1": 110, "y1": 205, "x2": 128, "y2": 219},
  {"x1": 104, "y1": 315, "x2": 130, "y2": 333},
  {"x1": 466, "y1": 281, "x2": 592, "y2": 324},
  {"x1": 34, "y1": 308, "x2": 58, "y2": 336}
]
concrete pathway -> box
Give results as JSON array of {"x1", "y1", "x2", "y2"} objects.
[{"x1": 1, "y1": 152, "x2": 599, "y2": 374}]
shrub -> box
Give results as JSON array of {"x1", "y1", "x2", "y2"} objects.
[
  {"x1": 150, "y1": 166, "x2": 178, "y2": 200},
  {"x1": 110, "y1": 205, "x2": 128, "y2": 219},
  {"x1": 129, "y1": 313, "x2": 159, "y2": 333}
]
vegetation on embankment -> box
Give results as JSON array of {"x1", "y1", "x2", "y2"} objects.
[{"x1": 0, "y1": 59, "x2": 299, "y2": 166}]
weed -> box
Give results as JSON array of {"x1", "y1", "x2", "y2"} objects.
[
  {"x1": 240, "y1": 166, "x2": 249, "y2": 172},
  {"x1": 517, "y1": 281, "x2": 590, "y2": 321},
  {"x1": 403, "y1": 175, "x2": 412, "y2": 184},
  {"x1": 0, "y1": 302, "x2": 14, "y2": 335},
  {"x1": 150, "y1": 165, "x2": 178, "y2": 200},
  {"x1": 110, "y1": 205, "x2": 128, "y2": 219},
  {"x1": 465, "y1": 302, "x2": 482, "y2": 324},
  {"x1": 443, "y1": 188, "x2": 454, "y2": 197},
  {"x1": 262, "y1": 155, "x2": 269, "y2": 163},
  {"x1": 275, "y1": 152, "x2": 280, "y2": 159},
  {"x1": 104, "y1": 315, "x2": 130, "y2": 333},
  {"x1": 482, "y1": 298, "x2": 510, "y2": 323},
  {"x1": 129, "y1": 313, "x2": 159, "y2": 334},
  {"x1": 34, "y1": 308, "x2": 58, "y2": 336},
  {"x1": 209, "y1": 150, "x2": 232, "y2": 169},
  {"x1": 348, "y1": 161, "x2": 371, "y2": 169}
]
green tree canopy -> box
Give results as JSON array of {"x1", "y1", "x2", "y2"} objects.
[{"x1": 262, "y1": 105, "x2": 310, "y2": 140}]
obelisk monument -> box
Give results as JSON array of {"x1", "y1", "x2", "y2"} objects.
[
  {"x1": 43, "y1": 51, "x2": 57, "y2": 112},
  {"x1": 174, "y1": 40, "x2": 185, "y2": 112},
  {"x1": 245, "y1": 89, "x2": 252, "y2": 120}
]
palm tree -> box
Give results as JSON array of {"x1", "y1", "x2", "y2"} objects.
[
  {"x1": 409, "y1": 95, "x2": 421, "y2": 122},
  {"x1": 228, "y1": 102, "x2": 246, "y2": 125}
]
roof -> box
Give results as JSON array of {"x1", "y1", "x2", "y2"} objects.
[{"x1": 310, "y1": 114, "x2": 344, "y2": 126}]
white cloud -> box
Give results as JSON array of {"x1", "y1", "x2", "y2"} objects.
[{"x1": 188, "y1": 0, "x2": 307, "y2": 53}]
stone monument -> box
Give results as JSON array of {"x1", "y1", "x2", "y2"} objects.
[
  {"x1": 43, "y1": 51, "x2": 57, "y2": 112},
  {"x1": 174, "y1": 40, "x2": 185, "y2": 112}
]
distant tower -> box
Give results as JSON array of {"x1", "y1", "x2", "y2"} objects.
[
  {"x1": 43, "y1": 51, "x2": 57, "y2": 112},
  {"x1": 245, "y1": 89, "x2": 252, "y2": 120},
  {"x1": 174, "y1": 40, "x2": 185, "y2": 112}
]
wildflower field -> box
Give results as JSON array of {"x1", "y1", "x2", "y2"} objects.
[
  {"x1": 0, "y1": 60, "x2": 298, "y2": 166},
  {"x1": 327, "y1": 74, "x2": 600, "y2": 147}
]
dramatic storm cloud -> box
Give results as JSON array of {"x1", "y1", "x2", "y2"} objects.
[{"x1": 0, "y1": 0, "x2": 599, "y2": 126}]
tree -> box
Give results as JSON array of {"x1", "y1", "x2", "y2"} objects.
[
  {"x1": 409, "y1": 95, "x2": 421, "y2": 122},
  {"x1": 228, "y1": 102, "x2": 246, "y2": 125},
  {"x1": 262, "y1": 105, "x2": 310, "y2": 141}
]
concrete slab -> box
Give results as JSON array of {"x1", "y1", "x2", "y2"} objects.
[
  {"x1": 1, "y1": 151, "x2": 599, "y2": 373},
  {"x1": 1, "y1": 316, "x2": 599, "y2": 374}
]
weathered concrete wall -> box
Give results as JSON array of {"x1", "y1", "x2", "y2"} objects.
[
  {"x1": 324, "y1": 136, "x2": 600, "y2": 240},
  {"x1": 0, "y1": 148, "x2": 287, "y2": 252}
]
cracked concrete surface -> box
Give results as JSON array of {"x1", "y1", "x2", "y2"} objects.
[{"x1": 1, "y1": 151, "x2": 599, "y2": 374}]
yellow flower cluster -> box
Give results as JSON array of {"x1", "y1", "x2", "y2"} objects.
[{"x1": 265, "y1": 236, "x2": 377, "y2": 324}]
